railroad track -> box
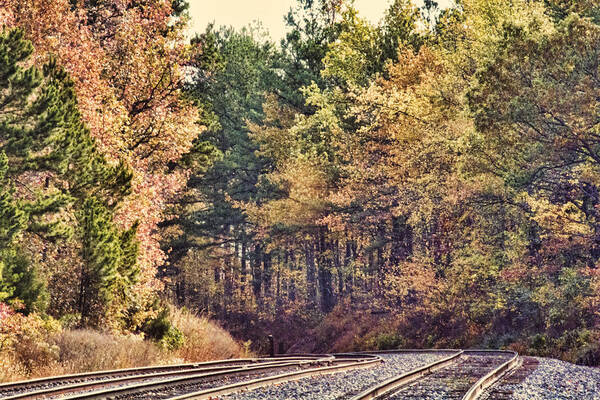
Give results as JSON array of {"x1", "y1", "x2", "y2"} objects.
[
  {"x1": 0, "y1": 358, "x2": 260, "y2": 398},
  {"x1": 479, "y1": 357, "x2": 540, "y2": 400},
  {"x1": 0, "y1": 350, "x2": 524, "y2": 400},
  {"x1": 351, "y1": 350, "x2": 520, "y2": 400},
  {"x1": 0, "y1": 354, "x2": 380, "y2": 400},
  {"x1": 0, "y1": 355, "x2": 329, "y2": 399}
]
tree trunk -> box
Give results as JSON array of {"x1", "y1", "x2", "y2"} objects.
[
  {"x1": 263, "y1": 251, "x2": 272, "y2": 297},
  {"x1": 391, "y1": 215, "x2": 413, "y2": 265},
  {"x1": 334, "y1": 240, "x2": 343, "y2": 295},
  {"x1": 241, "y1": 241, "x2": 247, "y2": 284},
  {"x1": 317, "y1": 226, "x2": 335, "y2": 313},
  {"x1": 344, "y1": 239, "x2": 354, "y2": 300},
  {"x1": 305, "y1": 240, "x2": 317, "y2": 305},
  {"x1": 252, "y1": 243, "x2": 262, "y2": 299}
]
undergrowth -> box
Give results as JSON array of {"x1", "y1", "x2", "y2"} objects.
[{"x1": 0, "y1": 306, "x2": 251, "y2": 383}]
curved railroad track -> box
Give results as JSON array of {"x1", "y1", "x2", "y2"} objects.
[
  {"x1": 0, "y1": 358, "x2": 260, "y2": 398},
  {"x1": 351, "y1": 350, "x2": 520, "y2": 400},
  {"x1": 478, "y1": 357, "x2": 539, "y2": 400},
  {"x1": 0, "y1": 354, "x2": 380, "y2": 400},
  {"x1": 0, "y1": 350, "x2": 524, "y2": 400}
]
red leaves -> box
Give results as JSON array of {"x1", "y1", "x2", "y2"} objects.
[
  {"x1": 0, "y1": 303, "x2": 14, "y2": 321},
  {"x1": 1, "y1": 0, "x2": 199, "y2": 298}
]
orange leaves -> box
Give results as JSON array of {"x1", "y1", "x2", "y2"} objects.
[
  {"x1": 0, "y1": 302, "x2": 13, "y2": 322},
  {"x1": 107, "y1": 2, "x2": 197, "y2": 165},
  {"x1": 381, "y1": 262, "x2": 441, "y2": 311},
  {"x1": 383, "y1": 46, "x2": 443, "y2": 91},
  {"x1": 0, "y1": 0, "x2": 124, "y2": 155},
  {"x1": 1, "y1": 0, "x2": 200, "y2": 299}
]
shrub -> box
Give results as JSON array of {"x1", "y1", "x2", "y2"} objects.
[
  {"x1": 0, "y1": 304, "x2": 250, "y2": 383},
  {"x1": 170, "y1": 307, "x2": 252, "y2": 361},
  {"x1": 529, "y1": 333, "x2": 548, "y2": 355},
  {"x1": 159, "y1": 326, "x2": 184, "y2": 351},
  {"x1": 141, "y1": 308, "x2": 184, "y2": 350},
  {"x1": 576, "y1": 343, "x2": 600, "y2": 366},
  {"x1": 365, "y1": 332, "x2": 405, "y2": 350},
  {"x1": 0, "y1": 308, "x2": 61, "y2": 381}
]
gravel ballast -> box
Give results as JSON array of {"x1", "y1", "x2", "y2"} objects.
[
  {"x1": 385, "y1": 353, "x2": 512, "y2": 400},
  {"x1": 220, "y1": 352, "x2": 450, "y2": 400},
  {"x1": 483, "y1": 357, "x2": 600, "y2": 400}
]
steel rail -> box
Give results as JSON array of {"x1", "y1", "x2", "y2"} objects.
[
  {"x1": 1, "y1": 349, "x2": 521, "y2": 400},
  {"x1": 0, "y1": 354, "x2": 331, "y2": 396},
  {"x1": 167, "y1": 356, "x2": 383, "y2": 400},
  {"x1": 57, "y1": 357, "x2": 339, "y2": 400},
  {"x1": 1, "y1": 357, "x2": 332, "y2": 400},
  {"x1": 461, "y1": 350, "x2": 520, "y2": 400},
  {"x1": 341, "y1": 349, "x2": 461, "y2": 355},
  {"x1": 349, "y1": 350, "x2": 464, "y2": 400},
  {"x1": 350, "y1": 349, "x2": 519, "y2": 400},
  {"x1": 1, "y1": 361, "x2": 297, "y2": 400},
  {"x1": 0, "y1": 359, "x2": 244, "y2": 392}
]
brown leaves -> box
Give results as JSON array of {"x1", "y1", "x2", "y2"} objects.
[{"x1": 1, "y1": 0, "x2": 200, "y2": 304}]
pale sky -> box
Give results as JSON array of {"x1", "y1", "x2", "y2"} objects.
[{"x1": 188, "y1": 0, "x2": 454, "y2": 41}]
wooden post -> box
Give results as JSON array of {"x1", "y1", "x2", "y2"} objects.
[{"x1": 268, "y1": 335, "x2": 274, "y2": 357}]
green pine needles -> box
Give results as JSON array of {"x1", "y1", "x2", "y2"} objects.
[{"x1": 0, "y1": 28, "x2": 138, "y2": 326}]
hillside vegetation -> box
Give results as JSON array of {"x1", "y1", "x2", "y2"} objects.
[
  {"x1": 1, "y1": 0, "x2": 600, "y2": 374},
  {"x1": 0, "y1": 306, "x2": 249, "y2": 382},
  {"x1": 160, "y1": 0, "x2": 600, "y2": 366}
]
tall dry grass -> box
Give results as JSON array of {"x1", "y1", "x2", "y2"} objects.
[
  {"x1": 0, "y1": 310, "x2": 250, "y2": 383},
  {"x1": 45, "y1": 330, "x2": 170, "y2": 375},
  {"x1": 170, "y1": 308, "x2": 252, "y2": 361},
  {"x1": 1, "y1": 330, "x2": 171, "y2": 382}
]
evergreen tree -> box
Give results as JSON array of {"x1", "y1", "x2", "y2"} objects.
[
  {"x1": 0, "y1": 28, "x2": 136, "y2": 326},
  {"x1": 0, "y1": 153, "x2": 26, "y2": 255},
  {"x1": 0, "y1": 30, "x2": 48, "y2": 313},
  {"x1": 278, "y1": 0, "x2": 342, "y2": 110},
  {"x1": 0, "y1": 151, "x2": 35, "y2": 308},
  {"x1": 79, "y1": 197, "x2": 138, "y2": 327},
  {"x1": 161, "y1": 25, "x2": 277, "y2": 306}
]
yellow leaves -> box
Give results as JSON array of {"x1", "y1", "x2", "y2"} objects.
[
  {"x1": 249, "y1": 94, "x2": 297, "y2": 166},
  {"x1": 523, "y1": 192, "x2": 592, "y2": 244},
  {"x1": 245, "y1": 156, "x2": 330, "y2": 228},
  {"x1": 321, "y1": 7, "x2": 378, "y2": 85},
  {"x1": 323, "y1": 40, "x2": 367, "y2": 84},
  {"x1": 572, "y1": 164, "x2": 600, "y2": 188},
  {"x1": 460, "y1": 0, "x2": 553, "y2": 50},
  {"x1": 381, "y1": 262, "x2": 441, "y2": 311}
]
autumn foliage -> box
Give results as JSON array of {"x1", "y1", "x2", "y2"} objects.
[
  {"x1": 162, "y1": 0, "x2": 600, "y2": 365},
  {"x1": 2, "y1": 0, "x2": 600, "y2": 375},
  {"x1": 0, "y1": 0, "x2": 202, "y2": 329},
  {"x1": 0, "y1": 0, "x2": 198, "y2": 297}
]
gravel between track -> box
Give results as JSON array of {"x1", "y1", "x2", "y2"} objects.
[
  {"x1": 384, "y1": 353, "x2": 511, "y2": 400},
  {"x1": 0, "y1": 362, "x2": 253, "y2": 398},
  {"x1": 482, "y1": 357, "x2": 600, "y2": 400},
  {"x1": 219, "y1": 352, "x2": 450, "y2": 400},
  {"x1": 114, "y1": 363, "x2": 320, "y2": 400}
]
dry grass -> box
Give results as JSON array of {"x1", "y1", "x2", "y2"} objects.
[
  {"x1": 44, "y1": 330, "x2": 171, "y2": 376},
  {"x1": 171, "y1": 308, "x2": 252, "y2": 361},
  {"x1": 0, "y1": 310, "x2": 251, "y2": 383},
  {"x1": 1, "y1": 330, "x2": 172, "y2": 382},
  {"x1": 0, "y1": 353, "x2": 27, "y2": 383}
]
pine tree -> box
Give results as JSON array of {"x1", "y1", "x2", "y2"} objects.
[
  {"x1": 0, "y1": 28, "x2": 137, "y2": 325},
  {"x1": 0, "y1": 146, "x2": 46, "y2": 313},
  {"x1": 79, "y1": 197, "x2": 139, "y2": 327},
  {"x1": 0, "y1": 151, "x2": 28, "y2": 303}
]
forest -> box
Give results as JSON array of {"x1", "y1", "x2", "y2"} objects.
[{"x1": 1, "y1": 0, "x2": 600, "y2": 379}]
